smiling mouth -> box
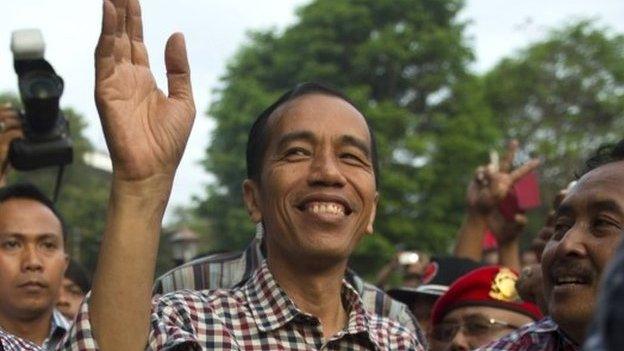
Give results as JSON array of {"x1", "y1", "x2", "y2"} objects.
[
  {"x1": 297, "y1": 201, "x2": 351, "y2": 217},
  {"x1": 554, "y1": 276, "x2": 590, "y2": 286}
]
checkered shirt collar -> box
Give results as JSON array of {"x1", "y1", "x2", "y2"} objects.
[
  {"x1": 534, "y1": 317, "x2": 579, "y2": 347},
  {"x1": 243, "y1": 261, "x2": 382, "y2": 349}
]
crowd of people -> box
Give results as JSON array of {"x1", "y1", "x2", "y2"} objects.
[{"x1": 0, "y1": 0, "x2": 623, "y2": 350}]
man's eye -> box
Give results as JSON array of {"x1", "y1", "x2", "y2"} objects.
[
  {"x1": 41, "y1": 241, "x2": 58, "y2": 250},
  {"x1": 466, "y1": 322, "x2": 491, "y2": 334},
  {"x1": 340, "y1": 152, "x2": 369, "y2": 166},
  {"x1": 553, "y1": 221, "x2": 571, "y2": 240},
  {"x1": 1, "y1": 240, "x2": 20, "y2": 250},
  {"x1": 284, "y1": 148, "x2": 310, "y2": 158},
  {"x1": 593, "y1": 218, "x2": 620, "y2": 233},
  {"x1": 340, "y1": 153, "x2": 362, "y2": 162}
]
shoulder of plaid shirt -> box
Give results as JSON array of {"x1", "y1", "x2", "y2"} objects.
[
  {"x1": 153, "y1": 227, "x2": 423, "y2": 337},
  {"x1": 0, "y1": 309, "x2": 69, "y2": 351},
  {"x1": 51, "y1": 227, "x2": 428, "y2": 350}
]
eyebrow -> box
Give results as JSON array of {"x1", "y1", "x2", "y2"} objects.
[
  {"x1": 555, "y1": 204, "x2": 573, "y2": 218},
  {"x1": 275, "y1": 131, "x2": 316, "y2": 151},
  {"x1": 592, "y1": 200, "x2": 624, "y2": 216},
  {"x1": 0, "y1": 232, "x2": 60, "y2": 240},
  {"x1": 555, "y1": 199, "x2": 624, "y2": 218}
]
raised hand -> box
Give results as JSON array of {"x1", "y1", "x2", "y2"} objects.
[
  {"x1": 95, "y1": 0, "x2": 195, "y2": 183},
  {"x1": 466, "y1": 140, "x2": 540, "y2": 214}
]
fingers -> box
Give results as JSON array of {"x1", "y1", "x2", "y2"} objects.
[
  {"x1": 95, "y1": 0, "x2": 117, "y2": 82},
  {"x1": 500, "y1": 139, "x2": 518, "y2": 172},
  {"x1": 127, "y1": 0, "x2": 149, "y2": 67},
  {"x1": 509, "y1": 158, "x2": 540, "y2": 183},
  {"x1": 165, "y1": 33, "x2": 194, "y2": 103},
  {"x1": 112, "y1": 0, "x2": 129, "y2": 38},
  {"x1": 513, "y1": 213, "x2": 528, "y2": 229},
  {"x1": 475, "y1": 166, "x2": 489, "y2": 185}
]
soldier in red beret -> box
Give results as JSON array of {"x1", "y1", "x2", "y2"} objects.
[{"x1": 429, "y1": 266, "x2": 542, "y2": 351}]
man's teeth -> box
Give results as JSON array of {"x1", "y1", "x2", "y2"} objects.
[{"x1": 308, "y1": 202, "x2": 345, "y2": 215}]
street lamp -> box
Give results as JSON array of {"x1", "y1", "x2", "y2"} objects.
[{"x1": 169, "y1": 227, "x2": 199, "y2": 266}]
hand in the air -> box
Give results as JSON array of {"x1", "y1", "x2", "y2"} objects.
[{"x1": 95, "y1": 0, "x2": 195, "y2": 184}]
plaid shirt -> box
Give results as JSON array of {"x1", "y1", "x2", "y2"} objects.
[
  {"x1": 476, "y1": 317, "x2": 579, "y2": 351},
  {"x1": 59, "y1": 261, "x2": 425, "y2": 350},
  {"x1": 0, "y1": 309, "x2": 69, "y2": 351},
  {"x1": 153, "y1": 229, "x2": 421, "y2": 339}
]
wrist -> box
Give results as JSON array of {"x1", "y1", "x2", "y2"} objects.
[
  {"x1": 466, "y1": 208, "x2": 490, "y2": 221},
  {"x1": 111, "y1": 173, "x2": 174, "y2": 198}
]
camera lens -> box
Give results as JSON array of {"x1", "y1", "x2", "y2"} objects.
[{"x1": 22, "y1": 72, "x2": 62, "y2": 100}]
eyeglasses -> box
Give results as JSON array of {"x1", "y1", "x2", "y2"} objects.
[{"x1": 431, "y1": 315, "x2": 520, "y2": 342}]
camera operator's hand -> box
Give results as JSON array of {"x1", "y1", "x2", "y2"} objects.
[
  {"x1": 95, "y1": 0, "x2": 195, "y2": 186},
  {"x1": 0, "y1": 104, "x2": 23, "y2": 187}
]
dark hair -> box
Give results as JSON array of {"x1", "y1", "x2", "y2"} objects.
[
  {"x1": 0, "y1": 183, "x2": 69, "y2": 244},
  {"x1": 64, "y1": 258, "x2": 91, "y2": 294},
  {"x1": 577, "y1": 139, "x2": 624, "y2": 178},
  {"x1": 246, "y1": 82, "x2": 380, "y2": 188}
]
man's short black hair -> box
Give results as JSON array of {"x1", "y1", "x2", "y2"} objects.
[
  {"x1": 0, "y1": 183, "x2": 69, "y2": 244},
  {"x1": 65, "y1": 258, "x2": 91, "y2": 294},
  {"x1": 246, "y1": 82, "x2": 380, "y2": 188},
  {"x1": 577, "y1": 139, "x2": 624, "y2": 178}
]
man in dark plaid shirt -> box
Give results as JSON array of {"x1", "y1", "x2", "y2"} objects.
[
  {"x1": 152, "y1": 226, "x2": 420, "y2": 335},
  {"x1": 476, "y1": 142, "x2": 624, "y2": 350},
  {"x1": 56, "y1": 1, "x2": 426, "y2": 349}
]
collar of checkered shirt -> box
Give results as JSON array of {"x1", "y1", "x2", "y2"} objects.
[{"x1": 243, "y1": 260, "x2": 384, "y2": 348}]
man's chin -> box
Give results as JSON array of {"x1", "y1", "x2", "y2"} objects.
[
  {"x1": 13, "y1": 299, "x2": 54, "y2": 319},
  {"x1": 549, "y1": 299, "x2": 594, "y2": 336}
]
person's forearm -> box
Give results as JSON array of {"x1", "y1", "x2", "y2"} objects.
[
  {"x1": 90, "y1": 176, "x2": 173, "y2": 351},
  {"x1": 453, "y1": 211, "x2": 488, "y2": 261},
  {"x1": 498, "y1": 239, "x2": 521, "y2": 272}
]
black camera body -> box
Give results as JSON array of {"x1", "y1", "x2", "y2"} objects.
[{"x1": 10, "y1": 29, "x2": 73, "y2": 171}]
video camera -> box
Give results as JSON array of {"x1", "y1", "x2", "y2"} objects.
[{"x1": 9, "y1": 29, "x2": 72, "y2": 171}]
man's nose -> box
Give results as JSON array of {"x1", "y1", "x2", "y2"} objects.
[
  {"x1": 449, "y1": 330, "x2": 470, "y2": 351},
  {"x1": 556, "y1": 223, "x2": 588, "y2": 258},
  {"x1": 307, "y1": 151, "x2": 346, "y2": 187},
  {"x1": 21, "y1": 244, "x2": 44, "y2": 272}
]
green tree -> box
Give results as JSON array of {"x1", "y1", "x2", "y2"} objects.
[
  {"x1": 0, "y1": 93, "x2": 110, "y2": 273},
  {"x1": 198, "y1": 0, "x2": 499, "y2": 277},
  {"x1": 484, "y1": 20, "x2": 624, "y2": 211}
]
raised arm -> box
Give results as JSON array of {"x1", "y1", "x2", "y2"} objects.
[
  {"x1": 90, "y1": 1, "x2": 195, "y2": 349},
  {"x1": 454, "y1": 141, "x2": 539, "y2": 266}
]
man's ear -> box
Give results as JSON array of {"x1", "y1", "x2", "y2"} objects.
[
  {"x1": 243, "y1": 179, "x2": 262, "y2": 223},
  {"x1": 366, "y1": 192, "x2": 379, "y2": 235}
]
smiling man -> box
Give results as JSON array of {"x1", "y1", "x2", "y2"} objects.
[
  {"x1": 478, "y1": 140, "x2": 624, "y2": 351},
  {"x1": 0, "y1": 184, "x2": 69, "y2": 350},
  {"x1": 56, "y1": 1, "x2": 425, "y2": 349}
]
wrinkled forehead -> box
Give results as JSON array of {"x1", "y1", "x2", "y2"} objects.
[
  {"x1": 266, "y1": 93, "x2": 372, "y2": 144},
  {"x1": 563, "y1": 161, "x2": 624, "y2": 209}
]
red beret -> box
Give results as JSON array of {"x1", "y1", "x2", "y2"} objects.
[{"x1": 431, "y1": 265, "x2": 543, "y2": 325}]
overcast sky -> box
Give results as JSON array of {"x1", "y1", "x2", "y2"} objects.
[{"x1": 2, "y1": 1, "x2": 623, "y2": 222}]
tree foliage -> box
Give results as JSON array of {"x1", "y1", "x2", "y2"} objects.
[
  {"x1": 197, "y1": 0, "x2": 499, "y2": 277},
  {"x1": 484, "y1": 20, "x2": 624, "y2": 206}
]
